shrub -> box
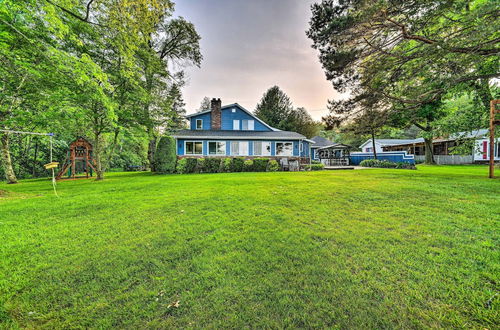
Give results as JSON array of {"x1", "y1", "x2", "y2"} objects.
[
  {"x1": 176, "y1": 158, "x2": 187, "y2": 174},
  {"x1": 204, "y1": 158, "x2": 221, "y2": 173},
  {"x1": 267, "y1": 159, "x2": 279, "y2": 172},
  {"x1": 359, "y1": 159, "x2": 415, "y2": 169},
  {"x1": 196, "y1": 158, "x2": 205, "y2": 173},
  {"x1": 243, "y1": 160, "x2": 254, "y2": 172},
  {"x1": 253, "y1": 158, "x2": 269, "y2": 172},
  {"x1": 222, "y1": 158, "x2": 232, "y2": 172},
  {"x1": 311, "y1": 160, "x2": 321, "y2": 164},
  {"x1": 304, "y1": 163, "x2": 324, "y2": 171},
  {"x1": 153, "y1": 136, "x2": 177, "y2": 173},
  {"x1": 230, "y1": 157, "x2": 245, "y2": 172},
  {"x1": 185, "y1": 158, "x2": 198, "y2": 173}
]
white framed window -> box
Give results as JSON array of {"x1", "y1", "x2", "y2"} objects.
[
  {"x1": 208, "y1": 141, "x2": 226, "y2": 155},
  {"x1": 242, "y1": 120, "x2": 254, "y2": 131},
  {"x1": 232, "y1": 108, "x2": 236, "y2": 113},
  {"x1": 275, "y1": 142, "x2": 293, "y2": 156},
  {"x1": 185, "y1": 141, "x2": 203, "y2": 155},
  {"x1": 195, "y1": 119, "x2": 203, "y2": 130},
  {"x1": 233, "y1": 120, "x2": 240, "y2": 130},
  {"x1": 253, "y1": 141, "x2": 271, "y2": 156},
  {"x1": 231, "y1": 141, "x2": 249, "y2": 156},
  {"x1": 299, "y1": 142, "x2": 303, "y2": 153}
]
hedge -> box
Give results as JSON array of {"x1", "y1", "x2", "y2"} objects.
[
  {"x1": 304, "y1": 163, "x2": 324, "y2": 171},
  {"x1": 359, "y1": 159, "x2": 415, "y2": 169},
  {"x1": 253, "y1": 158, "x2": 269, "y2": 172},
  {"x1": 230, "y1": 157, "x2": 245, "y2": 172},
  {"x1": 243, "y1": 160, "x2": 254, "y2": 172},
  {"x1": 203, "y1": 158, "x2": 221, "y2": 173}
]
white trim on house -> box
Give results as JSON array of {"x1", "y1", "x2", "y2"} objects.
[
  {"x1": 208, "y1": 141, "x2": 226, "y2": 156},
  {"x1": 173, "y1": 135, "x2": 308, "y2": 141},
  {"x1": 275, "y1": 141, "x2": 294, "y2": 156},
  {"x1": 195, "y1": 119, "x2": 203, "y2": 130},
  {"x1": 233, "y1": 120, "x2": 240, "y2": 130},
  {"x1": 184, "y1": 140, "x2": 203, "y2": 155}
]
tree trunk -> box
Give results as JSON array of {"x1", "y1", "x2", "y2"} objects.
[
  {"x1": 0, "y1": 133, "x2": 18, "y2": 184},
  {"x1": 102, "y1": 128, "x2": 120, "y2": 173},
  {"x1": 94, "y1": 132, "x2": 104, "y2": 180},
  {"x1": 147, "y1": 129, "x2": 157, "y2": 172},
  {"x1": 424, "y1": 137, "x2": 435, "y2": 164},
  {"x1": 32, "y1": 138, "x2": 38, "y2": 176},
  {"x1": 371, "y1": 131, "x2": 378, "y2": 160}
]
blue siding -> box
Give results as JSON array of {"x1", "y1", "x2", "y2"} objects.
[
  {"x1": 349, "y1": 152, "x2": 415, "y2": 165},
  {"x1": 221, "y1": 107, "x2": 271, "y2": 131},
  {"x1": 177, "y1": 139, "x2": 310, "y2": 157},
  {"x1": 189, "y1": 112, "x2": 212, "y2": 130}
]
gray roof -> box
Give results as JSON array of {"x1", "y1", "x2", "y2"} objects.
[
  {"x1": 172, "y1": 129, "x2": 312, "y2": 141},
  {"x1": 360, "y1": 129, "x2": 489, "y2": 148},
  {"x1": 310, "y1": 136, "x2": 334, "y2": 148}
]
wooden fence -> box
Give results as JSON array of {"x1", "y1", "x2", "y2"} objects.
[{"x1": 415, "y1": 155, "x2": 473, "y2": 165}]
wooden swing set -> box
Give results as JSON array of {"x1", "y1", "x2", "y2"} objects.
[{"x1": 56, "y1": 137, "x2": 96, "y2": 180}]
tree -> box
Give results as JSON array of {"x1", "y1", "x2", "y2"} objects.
[
  {"x1": 328, "y1": 92, "x2": 389, "y2": 159},
  {"x1": 198, "y1": 97, "x2": 211, "y2": 111},
  {"x1": 255, "y1": 86, "x2": 293, "y2": 129},
  {"x1": 307, "y1": 0, "x2": 499, "y2": 163},
  {"x1": 139, "y1": 17, "x2": 202, "y2": 170},
  {"x1": 287, "y1": 107, "x2": 321, "y2": 138}
]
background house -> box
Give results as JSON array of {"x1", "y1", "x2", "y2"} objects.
[
  {"x1": 359, "y1": 129, "x2": 499, "y2": 164},
  {"x1": 173, "y1": 99, "x2": 313, "y2": 159}
]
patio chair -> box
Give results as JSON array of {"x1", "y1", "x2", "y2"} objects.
[{"x1": 280, "y1": 158, "x2": 290, "y2": 171}]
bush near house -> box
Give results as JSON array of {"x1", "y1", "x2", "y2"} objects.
[
  {"x1": 203, "y1": 158, "x2": 222, "y2": 173},
  {"x1": 360, "y1": 159, "x2": 416, "y2": 169},
  {"x1": 230, "y1": 157, "x2": 245, "y2": 172},
  {"x1": 268, "y1": 160, "x2": 279, "y2": 171},
  {"x1": 153, "y1": 136, "x2": 177, "y2": 173},
  {"x1": 185, "y1": 158, "x2": 198, "y2": 173},
  {"x1": 176, "y1": 158, "x2": 187, "y2": 174},
  {"x1": 243, "y1": 160, "x2": 254, "y2": 172},
  {"x1": 304, "y1": 163, "x2": 324, "y2": 171},
  {"x1": 253, "y1": 158, "x2": 269, "y2": 172},
  {"x1": 223, "y1": 158, "x2": 232, "y2": 172}
]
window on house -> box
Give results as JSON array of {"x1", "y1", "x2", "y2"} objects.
[
  {"x1": 253, "y1": 141, "x2": 271, "y2": 156},
  {"x1": 208, "y1": 141, "x2": 226, "y2": 155},
  {"x1": 233, "y1": 120, "x2": 240, "y2": 130},
  {"x1": 231, "y1": 141, "x2": 249, "y2": 156},
  {"x1": 195, "y1": 119, "x2": 203, "y2": 130},
  {"x1": 242, "y1": 120, "x2": 254, "y2": 130},
  {"x1": 275, "y1": 142, "x2": 293, "y2": 156},
  {"x1": 299, "y1": 142, "x2": 303, "y2": 153},
  {"x1": 366, "y1": 147, "x2": 372, "y2": 152},
  {"x1": 185, "y1": 141, "x2": 203, "y2": 155}
]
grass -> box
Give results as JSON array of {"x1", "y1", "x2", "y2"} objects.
[{"x1": 0, "y1": 165, "x2": 499, "y2": 328}]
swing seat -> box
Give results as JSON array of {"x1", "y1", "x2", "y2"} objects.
[{"x1": 44, "y1": 162, "x2": 59, "y2": 169}]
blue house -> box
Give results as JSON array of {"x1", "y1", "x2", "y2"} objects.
[{"x1": 172, "y1": 99, "x2": 313, "y2": 159}]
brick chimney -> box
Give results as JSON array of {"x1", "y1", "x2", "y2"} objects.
[{"x1": 210, "y1": 98, "x2": 222, "y2": 130}]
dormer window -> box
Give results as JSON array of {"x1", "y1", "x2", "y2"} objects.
[
  {"x1": 242, "y1": 120, "x2": 254, "y2": 130},
  {"x1": 195, "y1": 119, "x2": 203, "y2": 130}
]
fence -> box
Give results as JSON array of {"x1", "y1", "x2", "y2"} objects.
[
  {"x1": 349, "y1": 151, "x2": 415, "y2": 165},
  {"x1": 414, "y1": 155, "x2": 473, "y2": 165}
]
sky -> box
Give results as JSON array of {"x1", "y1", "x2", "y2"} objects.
[{"x1": 173, "y1": 0, "x2": 340, "y2": 120}]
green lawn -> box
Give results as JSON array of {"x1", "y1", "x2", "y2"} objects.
[{"x1": 1, "y1": 166, "x2": 499, "y2": 328}]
